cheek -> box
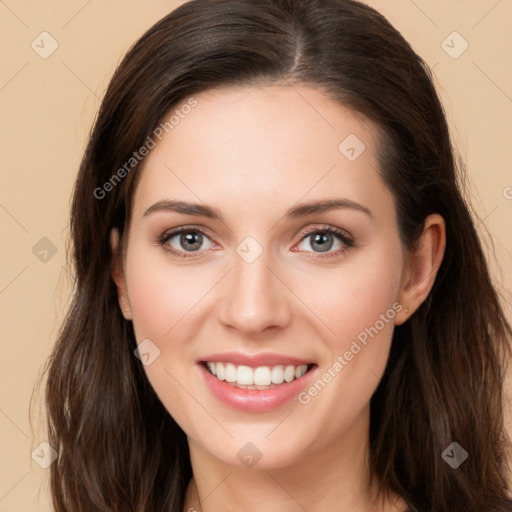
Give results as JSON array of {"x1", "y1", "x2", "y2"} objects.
[
  {"x1": 124, "y1": 246, "x2": 213, "y2": 342},
  {"x1": 123, "y1": 246, "x2": 207, "y2": 427},
  {"x1": 292, "y1": 240, "x2": 403, "y2": 350},
  {"x1": 292, "y1": 240, "x2": 403, "y2": 417}
]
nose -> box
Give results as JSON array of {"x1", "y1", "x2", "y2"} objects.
[{"x1": 217, "y1": 247, "x2": 292, "y2": 336}]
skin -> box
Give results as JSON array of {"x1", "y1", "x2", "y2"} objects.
[{"x1": 110, "y1": 84, "x2": 446, "y2": 512}]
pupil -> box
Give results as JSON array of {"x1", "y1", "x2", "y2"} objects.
[{"x1": 312, "y1": 232, "x2": 333, "y2": 252}]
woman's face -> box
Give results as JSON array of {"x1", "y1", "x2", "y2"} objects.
[{"x1": 112, "y1": 84, "x2": 411, "y2": 469}]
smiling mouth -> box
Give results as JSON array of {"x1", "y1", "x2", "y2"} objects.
[{"x1": 201, "y1": 361, "x2": 316, "y2": 390}]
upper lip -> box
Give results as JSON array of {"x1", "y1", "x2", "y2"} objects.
[{"x1": 199, "y1": 352, "x2": 314, "y2": 368}]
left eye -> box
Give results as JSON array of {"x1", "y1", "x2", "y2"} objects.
[{"x1": 295, "y1": 227, "x2": 353, "y2": 254}]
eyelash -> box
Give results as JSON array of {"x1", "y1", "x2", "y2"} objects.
[{"x1": 156, "y1": 225, "x2": 355, "y2": 260}]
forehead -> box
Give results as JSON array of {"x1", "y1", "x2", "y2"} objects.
[{"x1": 131, "y1": 84, "x2": 390, "y2": 220}]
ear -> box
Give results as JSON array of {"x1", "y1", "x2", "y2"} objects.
[
  {"x1": 110, "y1": 227, "x2": 132, "y2": 321},
  {"x1": 395, "y1": 213, "x2": 446, "y2": 325}
]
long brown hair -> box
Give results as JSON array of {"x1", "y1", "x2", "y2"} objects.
[{"x1": 39, "y1": 0, "x2": 512, "y2": 510}]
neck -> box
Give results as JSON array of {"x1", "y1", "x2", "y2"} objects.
[{"x1": 183, "y1": 405, "x2": 405, "y2": 512}]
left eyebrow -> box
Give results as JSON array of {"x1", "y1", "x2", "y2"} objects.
[
  {"x1": 285, "y1": 198, "x2": 373, "y2": 220},
  {"x1": 142, "y1": 197, "x2": 373, "y2": 221}
]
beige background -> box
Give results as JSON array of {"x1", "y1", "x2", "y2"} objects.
[{"x1": 0, "y1": 1, "x2": 511, "y2": 510}]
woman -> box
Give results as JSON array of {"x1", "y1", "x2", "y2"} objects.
[{"x1": 42, "y1": 0, "x2": 512, "y2": 510}]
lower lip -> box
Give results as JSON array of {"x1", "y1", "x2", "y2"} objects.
[{"x1": 198, "y1": 363, "x2": 317, "y2": 412}]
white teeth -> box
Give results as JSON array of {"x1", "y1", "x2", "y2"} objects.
[
  {"x1": 237, "y1": 365, "x2": 254, "y2": 385},
  {"x1": 284, "y1": 365, "x2": 296, "y2": 382},
  {"x1": 205, "y1": 362, "x2": 310, "y2": 387},
  {"x1": 225, "y1": 363, "x2": 237, "y2": 383},
  {"x1": 254, "y1": 366, "x2": 271, "y2": 386},
  {"x1": 216, "y1": 363, "x2": 225, "y2": 381},
  {"x1": 271, "y1": 365, "x2": 284, "y2": 384},
  {"x1": 295, "y1": 365, "x2": 305, "y2": 379}
]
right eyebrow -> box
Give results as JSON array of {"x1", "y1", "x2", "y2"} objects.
[{"x1": 143, "y1": 199, "x2": 225, "y2": 222}]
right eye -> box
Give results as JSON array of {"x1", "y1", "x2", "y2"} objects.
[{"x1": 158, "y1": 227, "x2": 216, "y2": 258}]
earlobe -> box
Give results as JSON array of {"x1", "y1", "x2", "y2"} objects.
[
  {"x1": 109, "y1": 227, "x2": 133, "y2": 321},
  {"x1": 395, "y1": 214, "x2": 446, "y2": 325}
]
